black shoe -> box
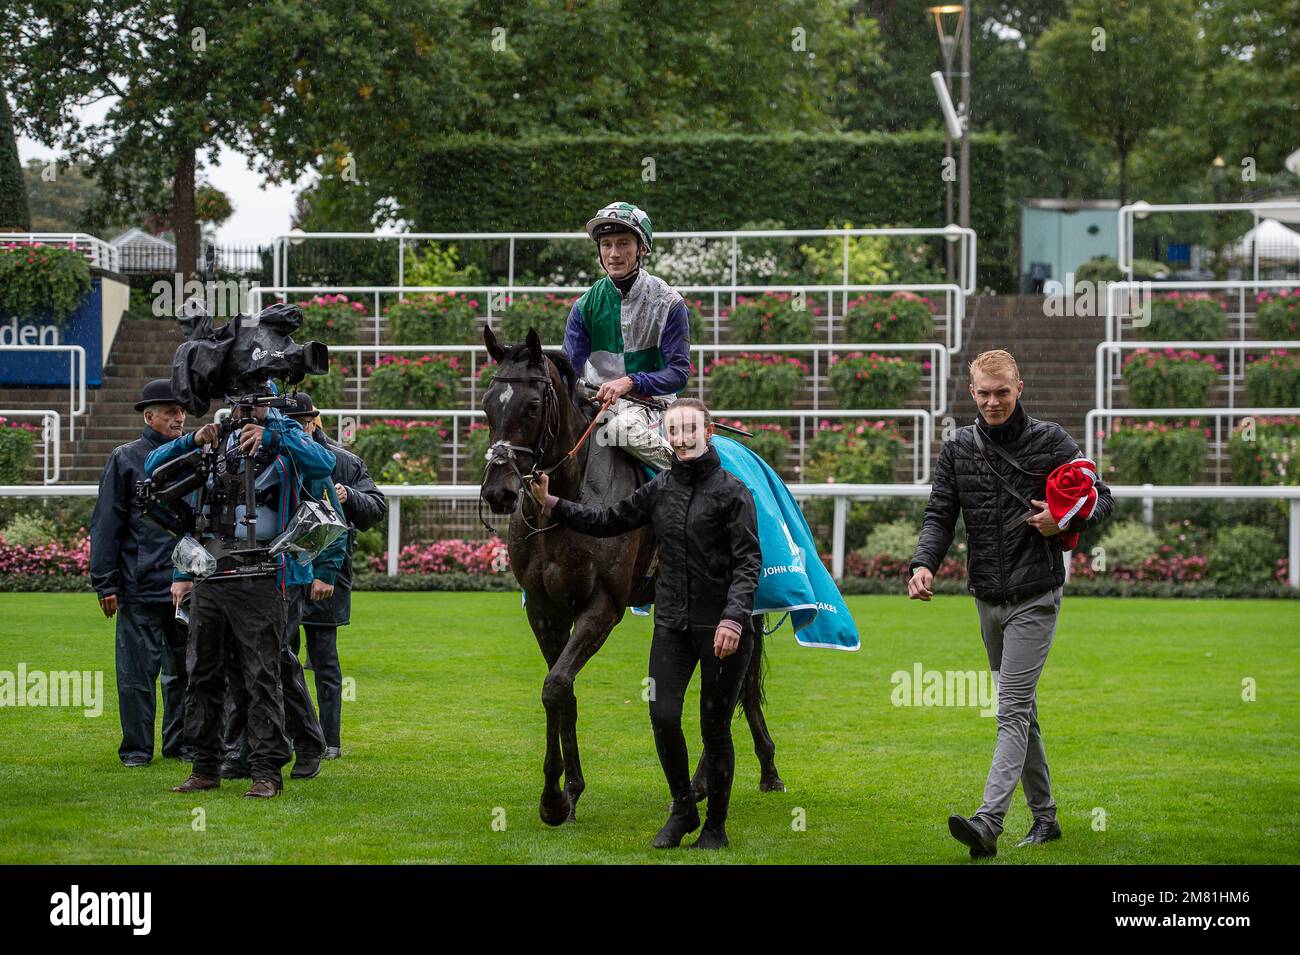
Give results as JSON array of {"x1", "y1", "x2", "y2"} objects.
[
  {"x1": 652, "y1": 797, "x2": 701, "y2": 849},
  {"x1": 1016, "y1": 817, "x2": 1062, "y2": 847},
  {"x1": 122, "y1": 755, "x2": 151, "y2": 768},
  {"x1": 220, "y1": 761, "x2": 251, "y2": 780},
  {"x1": 689, "y1": 818, "x2": 730, "y2": 850},
  {"x1": 291, "y1": 753, "x2": 322, "y2": 779},
  {"x1": 323, "y1": 746, "x2": 341, "y2": 760},
  {"x1": 948, "y1": 813, "x2": 998, "y2": 858}
]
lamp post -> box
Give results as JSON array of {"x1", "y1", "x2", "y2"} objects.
[{"x1": 926, "y1": 5, "x2": 970, "y2": 281}]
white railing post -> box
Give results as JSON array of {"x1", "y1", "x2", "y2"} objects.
[
  {"x1": 387, "y1": 497, "x2": 401, "y2": 577},
  {"x1": 1290, "y1": 500, "x2": 1299, "y2": 589},
  {"x1": 832, "y1": 496, "x2": 847, "y2": 581}
]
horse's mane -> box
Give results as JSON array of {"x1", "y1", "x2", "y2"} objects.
[{"x1": 499, "y1": 342, "x2": 580, "y2": 403}]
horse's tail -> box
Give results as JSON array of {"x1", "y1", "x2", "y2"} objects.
[{"x1": 742, "y1": 614, "x2": 769, "y2": 712}]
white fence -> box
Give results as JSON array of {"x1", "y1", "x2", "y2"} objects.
[
  {"x1": 270, "y1": 226, "x2": 979, "y2": 298},
  {"x1": 1117, "y1": 200, "x2": 1300, "y2": 281},
  {"x1": 0, "y1": 410, "x2": 60, "y2": 483},
  {"x1": 4, "y1": 483, "x2": 1297, "y2": 588},
  {"x1": 0, "y1": 344, "x2": 87, "y2": 441},
  {"x1": 1094, "y1": 340, "x2": 1300, "y2": 412},
  {"x1": 1104, "y1": 279, "x2": 1300, "y2": 345},
  {"x1": 0, "y1": 233, "x2": 120, "y2": 272}
]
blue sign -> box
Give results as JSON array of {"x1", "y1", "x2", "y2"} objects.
[{"x1": 0, "y1": 277, "x2": 105, "y2": 386}]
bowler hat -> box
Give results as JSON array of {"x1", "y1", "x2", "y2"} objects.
[
  {"x1": 284, "y1": 392, "x2": 319, "y2": 418},
  {"x1": 134, "y1": 379, "x2": 183, "y2": 412}
]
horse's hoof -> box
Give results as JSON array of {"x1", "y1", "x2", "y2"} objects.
[
  {"x1": 690, "y1": 787, "x2": 707, "y2": 804},
  {"x1": 539, "y1": 790, "x2": 571, "y2": 827},
  {"x1": 759, "y1": 777, "x2": 787, "y2": 793}
]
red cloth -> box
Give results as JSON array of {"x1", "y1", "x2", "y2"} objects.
[{"x1": 1046, "y1": 458, "x2": 1099, "y2": 551}]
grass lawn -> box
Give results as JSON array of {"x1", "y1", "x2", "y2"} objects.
[{"x1": 0, "y1": 592, "x2": 1296, "y2": 864}]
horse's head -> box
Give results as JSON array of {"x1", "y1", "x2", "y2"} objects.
[{"x1": 480, "y1": 325, "x2": 564, "y2": 514}]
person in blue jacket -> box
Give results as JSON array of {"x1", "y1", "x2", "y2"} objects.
[{"x1": 144, "y1": 397, "x2": 343, "y2": 798}]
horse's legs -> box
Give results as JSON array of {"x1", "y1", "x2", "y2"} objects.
[
  {"x1": 745, "y1": 622, "x2": 785, "y2": 792},
  {"x1": 543, "y1": 592, "x2": 621, "y2": 823},
  {"x1": 526, "y1": 596, "x2": 573, "y2": 827}
]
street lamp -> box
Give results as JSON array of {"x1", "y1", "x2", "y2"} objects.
[{"x1": 926, "y1": 4, "x2": 970, "y2": 280}]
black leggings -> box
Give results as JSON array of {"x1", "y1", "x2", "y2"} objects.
[{"x1": 648, "y1": 622, "x2": 754, "y2": 819}]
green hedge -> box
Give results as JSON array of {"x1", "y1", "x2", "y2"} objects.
[
  {"x1": 414, "y1": 132, "x2": 1014, "y2": 290},
  {"x1": 0, "y1": 426, "x2": 35, "y2": 484}
]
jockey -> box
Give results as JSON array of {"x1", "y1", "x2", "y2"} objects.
[{"x1": 562, "y1": 201, "x2": 691, "y2": 471}]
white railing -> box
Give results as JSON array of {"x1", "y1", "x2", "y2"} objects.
[
  {"x1": 271, "y1": 226, "x2": 978, "y2": 298},
  {"x1": 1085, "y1": 407, "x2": 1300, "y2": 485},
  {"x1": 1095, "y1": 340, "x2": 1300, "y2": 412},
  {"x1": 0, "y1": 410, "x2": 61, "y2": 483},
  {"x1": 248, "y1": 282, "x2": 967, "y2": 356},
  {"x1": 4, "y1": 481, "x2": 1297, "y2": 587},
  {"x1": 314, "y1": 408, "x2": 935, "y2": 486},
  {"x1": 302, "y1": 341, "x2": 950, "y2": 418},
  {"x1": 0, "y1": 344, "x2": 87, "y2": 441},
  {"x1": 1104, "y1": 279, "x2": 1299, "y2": 345},
  {"x1": 0, "y1": 233, "x2": 120, "y2": 272},
  {"x1": 1117, "y1": 200, "x2": 1300, "y2": 281}
]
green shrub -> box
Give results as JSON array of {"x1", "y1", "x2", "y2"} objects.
[
  {"x1": 286, "y1": 361, "x2": 351, "y2": 411},
  {"x1": 1096, "y1": 520, "x2": 1160, "y2": 570},
  {"x1": 803, "y1": 420, "x2": 907, "y2": 484},
  {"x1": 1229, "y1": 416, "x2": 1300, "y2": 485},
  {"x1": 718, "y1": 419, "x2": 791, "y2": 471},
  {"x1": 705, "y1": 353, "x2": 807, "y2": 409},
  {"x1": 1104, "y1": 419, "x2": 1208, "y2": 484},
  {"x1": 0, "y1": 420, "x2": 36, "y2": 485},
  {"x1": 1075, "y1": 256, "x2": 1169, "y2": 284},
  {"x1": 402, "y1": 241, "x2": 483, "y2": 287},
  {"x1": 349, "y1": 419, "x2": 447, "y2": 484},
  {"x1": 366, "y1": 354, "x2": 464, "y2": 409},
  {"x1": 1254, "y1": 290, "x2": 1300, "y2": 338},
  {"x1": 386, "y1": 293, "x2": 479, "y2": 345},
  {"x1": 0, "y1": 242, "x2": 92, "y2": 325},
  {"x1": 827, "y1": 352, "x2": 924, "y2": 408},
  {"x1": 843, "y1": 292, "x2": 936, "y2": 343},
  {"x1": 1207, "y1": 525, "x2": 1279, "y2": 586},
  {"x1": 1136, "y1": 293, "x2": 1228, "y2": 340},
  {"x1": 1120, "y1": 348, "x2": 1223, "y2": 407},
  {"x1": 295, "y1": 294, "x2": 364, "y2": 345},
  {"x1": 497, "y1": 293, "x2": 574, "y2": 346},
  {"x1": 1244, "y1": 350, "x2": 1300, "y2": 407},
  {"x1": 861, "y1": 520, "x2": 919, "y2": 561},
  {"x1": 0, "y1": 512, "x2": 59, "y2": 547},
  {"x1": 724, "y1": 292, "x2": 815, "y2": 343},
  {"x1": 463, "y1": 420, "x2": 492, "y2": 476}
]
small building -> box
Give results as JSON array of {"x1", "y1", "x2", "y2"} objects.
[
  {"x1": 1019, "y1": 199, "x2": 1120, "y2": 293},
  {"x1": 109, "y1": 228, "x2": 208, "y2": 273}
]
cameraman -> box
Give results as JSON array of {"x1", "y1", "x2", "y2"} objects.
[
  {"x1": 145, "y1": 396, "x2": 340, "y2": 798},
  {"x1": 285, "y1": 394, "x2": 386, "y2": 759}
]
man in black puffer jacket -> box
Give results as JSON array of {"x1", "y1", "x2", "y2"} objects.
[{"x1": 909, "y1": 350, "x2": 1113, "y2": 859}]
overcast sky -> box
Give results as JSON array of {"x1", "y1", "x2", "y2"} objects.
[{"x1": 17, "y1": 100, "x2": 304, "y2": 245}]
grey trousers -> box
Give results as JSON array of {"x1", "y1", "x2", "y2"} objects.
[{"x1": 972, "y1": 586, "x2": 1061, "y2": 837}]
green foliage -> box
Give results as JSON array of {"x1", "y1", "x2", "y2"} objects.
[
  {"x1": 1137, "y1": 293, "x2": 1229, "y2": 341},
  {"x1": 0, "y1": 89, "x2": 30, "y2": 231},
  {"x1": 827, "y1": 352, "x2": 923, "y2": 408},
  {"x1": 1121, "y1": 348, "x2": 1223, "y2": 407},
  {"x1": 1096, "y1": 520, "x2": 1161, "y2": 570},
  {"x1": 861, "y1": 520, "x2": 920, "y2": 561},
  {"x1": 1244, "y1": 351, "x2": 1300, "y2": 407},
  {"x1": 1105, "y1": 419, "x2": 1209, "y2": 485},
  {"x1": 1075, "y1": 256, "x2": 1170, "y2": 283},
  {"x1": 497, "y1": 294, "x2": 574, "y2": 346},
  {"x1": 705, "y1": 353, "x2": 807, "y2": 409},
  {"x1": 0, "y1": 422, "x2": 36, "y2": 485},
  {"x1": 0, "y1": 512, "x2": 58, "y2": 547},
  {"x1": 718, "y1": 419, "x2": 791, "y2": 472},
  {"x1": 0, "y1": 242, "x2": 92, "y2": 325},
  {"x1": 402, "y1": 242, "x2": 483, "y2": 288},
  {"x1": 803, "y1": 421, "x2": 906, "y2": 484},
  {"x1": 367, "y1": 354, "x2": 464, "y2": 410},
  {"x1": 724, "y1": 293, "x2": 815, "y2": 344},
  {"x1": 1230, "y1": 417, "x2": 1300, "y2": 486},
  {"x1": 414, "y1": 132, "x2": 1013, "y2": 286},
  {"x1": 1208, "y1": 526, "x2": 1280, "y2": 586},
  {"x1": 843, "y1": 292, "x2": 935, "y2": 344},
  {"x1": 349, "y1": 419, "x2": 447, "y2": 485},
  {"x1": 296, "y1": 294, "x2": 364, "y2": 346},
  {"x1": 1255, "y1": 291, "x2": 1300, "y2": 339},
  {"x1": 386, "y1": 294, "x2": 480, "y2": 345},
  {"x1": 285, "y1": 362, "x2": 351, "y2": 412},
  {"x1": 462, "y1": 421, "x2": 492, "y2": 478}
]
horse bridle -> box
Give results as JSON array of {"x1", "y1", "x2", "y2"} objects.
[{"x1": 477, "y1": 362, "x2": 568, "y2": 537}]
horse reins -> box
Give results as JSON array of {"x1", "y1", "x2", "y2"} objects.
[{"x1": 477, "y1": 358, "x2": 614, "y2": 538}]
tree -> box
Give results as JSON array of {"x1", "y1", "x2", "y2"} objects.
[
  {"x1": 7, "y1": 0, "x2": 468, "y2": 278},
  {"x1": 1030, "y1": 0, "x2": 1201, "y2": 205},
  {"x1": 0, "y1": 84, "x2": 30, "y2": 231}
]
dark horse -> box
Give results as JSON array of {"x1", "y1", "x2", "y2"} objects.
[{"x1": 479, "y1": 326, "x2": 784, "y2": 825}]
